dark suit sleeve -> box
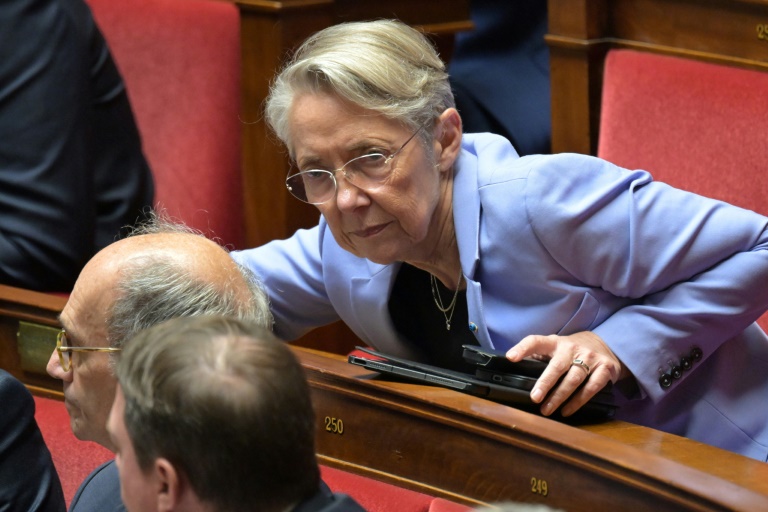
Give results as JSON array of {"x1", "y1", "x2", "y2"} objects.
[
  {"x1": 448, "y1": 0, "x2": 551, "y2": 156},
  {"x1": 293, "y1": 483, "x2": 367, "y2": 512},
  {"x1": 0, "y1": 370, "x2": 66, "y2": 512},
  {"x1": 0, "y1": 0, "x2": 153, "y2": 292},
  {"x1": 68, "y1": 459, "x2": 125, "y2": 512}
]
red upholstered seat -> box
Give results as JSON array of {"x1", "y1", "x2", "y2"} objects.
[
  {"x1": 321, "y1": 466, "x2": 435, "y2": 512},
  {"x1": 598, "y1": 49, "x2": 768, "y2": 331},
  {"x1": 427, "y1": 498, "x2": 474, "y2": 511},
  {"x1": 33, "y1": 395, "x2": 113, "y2": 505},
  {"x1": 86, "y1": 0, "x2": 244, "y2": 249}
]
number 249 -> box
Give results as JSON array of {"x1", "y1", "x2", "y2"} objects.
[{"x1": 531, "y1": 477, "x2": 548, "y2": 496}]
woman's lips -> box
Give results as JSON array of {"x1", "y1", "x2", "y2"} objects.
[{"x1": 352, "y1": 223, "x2": 389, "y2": 238}]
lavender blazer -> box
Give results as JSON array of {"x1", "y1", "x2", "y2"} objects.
[{"x1": 234, "y1": 133, "x2": 768, "y2": 461}]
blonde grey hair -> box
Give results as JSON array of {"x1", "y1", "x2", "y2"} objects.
[{"x1": 265, "y1": 19, "x2": 454, "y2": 153}]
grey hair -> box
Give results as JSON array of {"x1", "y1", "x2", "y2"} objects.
[
  {"x1": 126, "y1": 209, "x2": 208, "y2": 237},
  {"x1": 265, "y1": 19, "x2": 454, "y2": 154},
  {"x1": 107, "y1": 259, "x2": 272, "y2": 351},
  {"x1": 106, "y1": 212, "x2": 273, "y2": 353}
]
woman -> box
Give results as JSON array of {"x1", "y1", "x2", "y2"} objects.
[{"x1": 233, "y1": 20, "x2": 768, "y2": 460}]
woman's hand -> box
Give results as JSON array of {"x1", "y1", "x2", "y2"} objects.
[{"x1": 506, "y1": 331, "x2": 626, "y2": 417}]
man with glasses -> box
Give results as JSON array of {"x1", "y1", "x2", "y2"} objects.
[{"x1": 45, "y1": 217, "x2": 272, "y2": 511}]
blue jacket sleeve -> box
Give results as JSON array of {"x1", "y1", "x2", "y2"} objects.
[
  {"x1": 524, "y1": 154, "x2": 768, "y2": 400},
  {"x1": 232, "y1": 221, "x2": 341, "y2": 341}
]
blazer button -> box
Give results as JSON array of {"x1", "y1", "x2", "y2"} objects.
[
  {"x1": 659, "y1": 373, "x2": 673, "y2": 389},
  {"x1": 690, "y1": 347, "x2": 703, "y2": 361},
  {"x1": 468, "y1": 322, "x2": 478, "y2": 333},
  {"x1": 671, "y1": 364, "x2": 683, "y2": 379},
  {"x1": 680, "y1": 356, "x2": 692, "y2": 371}
]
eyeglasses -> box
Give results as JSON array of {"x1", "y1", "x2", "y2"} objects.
[
  {"x1": 56, "y1": 329, "x2": 122, "y2": 372},
  {"x1": 285, "y1": 123, "x2": 427, "y2": 205}
]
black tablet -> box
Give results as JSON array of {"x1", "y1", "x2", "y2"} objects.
[{"x1": 348, "y1": 346, "x2": 616, "y2": 423}]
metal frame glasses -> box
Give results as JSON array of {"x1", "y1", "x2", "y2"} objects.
[
  {"x1": 56, "y1": 329, "x2": 122, "y2": 372},
  {"x1": 285, "y1": 123, "x2": 427, "y2": 205}
]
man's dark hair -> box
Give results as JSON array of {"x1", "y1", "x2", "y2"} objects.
[{"x1": 116, "y1": 315, "x2": 319, "y2": 512}]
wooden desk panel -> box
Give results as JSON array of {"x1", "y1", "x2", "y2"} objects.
[
  {"x1": 547, "y1": 0, "x2": 768, "y2": 155},
  {"x1": 0, "y1": 285, "x2": 64, "y2": 394},
  {"x1": 4, "y1": 284, "x2": 767, "y2": 510},
  {"x1": 297, "y1": 347, "x2": 768, "y2": 511}
]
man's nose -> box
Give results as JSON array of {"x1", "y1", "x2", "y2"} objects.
[{"x1": 46, "y1": 349, "x2": 72, "y2": 382}]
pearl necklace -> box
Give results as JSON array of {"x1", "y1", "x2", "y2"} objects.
[{"x1": 430, "y1": 269, "x2": 464, "y2": 331}]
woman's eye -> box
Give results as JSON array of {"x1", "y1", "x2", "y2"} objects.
[
  {"x1": 356, "y1": 153, "x2": 387, "y2": 169},
  {"x1": 304, "y1": 170, "x2": 329, "y2": 180}
]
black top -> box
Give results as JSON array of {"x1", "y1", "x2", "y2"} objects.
[{"x1": 388, "y1": 263, "x2": 478, "y2": 372}]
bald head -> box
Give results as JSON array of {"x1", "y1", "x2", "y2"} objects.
[
  {"x1": 100, "y1": 231, "x2": 272, "y2": 350},
  {"x1": 48, "y1": 223, "x2": 272, "y2": 450},
  {"x1": 84, "y1": 232, "x2": 254, "y2": 312}
]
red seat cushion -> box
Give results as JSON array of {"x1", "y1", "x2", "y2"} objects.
[
  {"x1": 428, "y1": 498, "x2": 474, "y2": 512},
  {"x1": 321, "y1": 465, "x2": 433, "y2": 512}
]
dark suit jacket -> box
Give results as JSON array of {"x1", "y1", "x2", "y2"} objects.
[
  {"x1": 0, "y1": 0, "x2": 154, "y2": 292},
  {"x1": 295, "y1": 482, "x2": 367, "y2": 512},
  {"x1": 68, "y1": 460, "x2": 124, "y2": 512},
  {"x1": 0, "y1": 370, "x2": 66, "y2": 512},
  {"x1": 448, "y1": 0, "x2": 550, "y2": 156},
  {"x1": 70, "y1": 459, "x2": 366, "y2": 512}
]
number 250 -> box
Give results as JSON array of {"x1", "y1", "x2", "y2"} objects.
[{"x1": 324, "y1": 416, "x2": 344, "y2": 434}]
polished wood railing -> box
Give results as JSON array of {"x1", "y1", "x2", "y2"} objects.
[
  {"x1": 4, "y1": 285, "x2": 766, "y2": 511},
  {"x1": 299, "y1": 347, "x2": 768, "y2": 510}
]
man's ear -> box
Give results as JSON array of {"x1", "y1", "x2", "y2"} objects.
[
  {"x1": 155, "y1": 458, "x2": 181, "y2": 512},
  {"x1": 434, "y1": 108, "x2": 463, "y2": 173}
]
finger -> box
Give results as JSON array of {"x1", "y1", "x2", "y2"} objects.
[
  {"x1": 506, "y1": 334, "x2": 558, "y2": 362},
  {"x1": 560, "y1": 370, "x2": 611, "y2": 417},
  {"x1": 538, "y1": 364, "x2": 588, "y2": 415},
  {"x1": 529, "y1": 355, "x2": 571, "y2": 405}
]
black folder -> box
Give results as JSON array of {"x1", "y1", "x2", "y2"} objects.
[{"x1": 348, "y1": 345, "x2": 617, "y2": 423}]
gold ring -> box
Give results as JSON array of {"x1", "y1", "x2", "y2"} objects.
[{"x1": 571, "y1": 358, "x2": 590, "y2": 376}]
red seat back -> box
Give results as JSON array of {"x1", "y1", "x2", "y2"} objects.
[
  {"x1": 598, "y1": 49, "x2": 768, "y2": 330},
  {"x1": 87, "y1": 0, "x2": 244, "y2": 248}
]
